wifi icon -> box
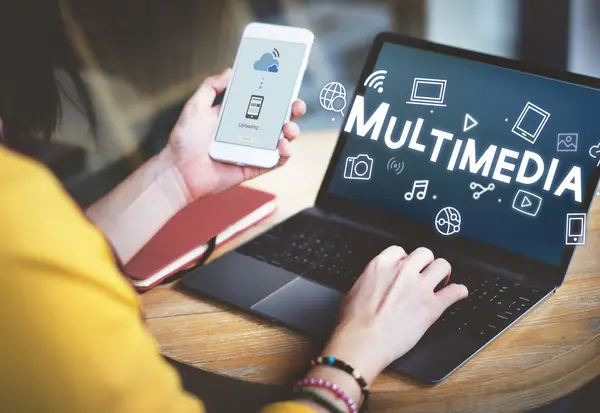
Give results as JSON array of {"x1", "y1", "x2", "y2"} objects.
[
  {"x1": 272, "y1": 48, "x2": 280, "y2": 58},
  {"x1": 364, "y1": 70, "x2": 387, "y2": 93}
]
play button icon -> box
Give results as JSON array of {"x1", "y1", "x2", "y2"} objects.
[
  {"x1": 520, "y1": 196, "x2": 532, "y2": 208},
  {"x1": 463, "y1": 114, "x2": 478, "y2": 132},
  {"x1": 512, "y1": 190, "x2": 543, "y2": 217}
]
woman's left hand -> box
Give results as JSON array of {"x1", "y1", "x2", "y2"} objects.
[{"x1": 164, "y1": 68, "x2": 307, "y2": 201}]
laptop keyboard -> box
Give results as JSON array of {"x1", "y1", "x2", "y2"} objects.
[
  {"x1": 433, "y1": 270, "x2": 547, "y2": 339},
  {"x1": 237, "y1": 213, "x2": 397, "y2": 292},
  {"x1": 237, "y1": 213, "x2": 548, "y2": 340}
]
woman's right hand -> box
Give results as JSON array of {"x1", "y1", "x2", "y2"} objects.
[{"x1": 321, "y1": 246, "x2": 469, "y2": 385}]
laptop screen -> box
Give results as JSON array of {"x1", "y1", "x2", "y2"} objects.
[{"x1": 327, "y1": 41, "x2": 600, "y2": 266}]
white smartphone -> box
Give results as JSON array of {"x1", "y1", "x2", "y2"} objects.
[{"x1": 209, "y1": 23, "x2": 314, "y2": 169}]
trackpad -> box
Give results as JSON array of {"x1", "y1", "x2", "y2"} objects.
[{"x1": 251, "y1": 278, "x2": 343, "y2": 341}]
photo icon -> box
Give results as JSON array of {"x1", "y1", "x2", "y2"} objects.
[
  {"x1": 557, "y1": 133, "x2": 578, "y2": 152},
  {"x1": 344, "y1": 154, "x2": 373, "y2": 181}
]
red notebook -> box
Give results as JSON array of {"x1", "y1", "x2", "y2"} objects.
[{"x1": 124, "y1": 185, "x2": 276, "y2": 291}]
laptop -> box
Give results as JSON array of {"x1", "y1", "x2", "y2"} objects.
[{"x1": 181, "y1": 32, "x2": 600, "y2": 384}]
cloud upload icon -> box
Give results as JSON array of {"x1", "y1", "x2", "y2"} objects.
[
  {"x1": 254, "y1": 53, "x2": 280, "y2": 72},
  {"x1": 589, "y1": 143, "x2": 600, "y2": 160}
]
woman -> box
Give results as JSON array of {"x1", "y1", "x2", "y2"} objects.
[{"x1": 0, "y1": 2, "x2": 468, "y2": 412}]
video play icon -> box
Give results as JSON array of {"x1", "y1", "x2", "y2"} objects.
[
  {"x1": 512, "y1": 189, "x2": 543, "y2": 217},
  {"x1": 463, "y1": 113, "x2": 478, "y2": 132}
]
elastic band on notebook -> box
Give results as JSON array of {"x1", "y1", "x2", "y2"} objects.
[{"x1": 159, "y1": 236, "x2": 217, "y2": 286}]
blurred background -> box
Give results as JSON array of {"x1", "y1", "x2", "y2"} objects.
[{"x1": 53, "y1": 0, "x2": 600, "y2": 207}]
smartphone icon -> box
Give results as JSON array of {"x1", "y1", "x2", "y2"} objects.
[
  {"x1": 566, "y1": 213, "x2": 586, "y2": 245},
  {"x1": 245, "y1": 95, "x2": 264, "y2": 120}
]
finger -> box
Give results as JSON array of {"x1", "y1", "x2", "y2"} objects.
[
  {"x1": 436, "y1": 283, "x2": 469, "y2": 309},
  {"x1": 377, "y1": 245, "x2": 408, "y2": 263},
  {"x1": 277, "y1": 138, "x2": 292, "y2": 159},
  {"x1": 193, "y1": 68, "x2": 232, "y2": 109},
  {"x1": 402, "y1": 247, "x2": 435, "y2": 275},
  {"x1": 291, "y1": 100, "x2": 307, "y2": 121},
  {"x1": 282, "y1": 121, "x2": 300, "y2": 142},
  {"x1": 420, "y1": 258, "x2": 452, "y2": 290},
  {"x1": 352, "y1": 245, "x2": 407, "y2": 300}
]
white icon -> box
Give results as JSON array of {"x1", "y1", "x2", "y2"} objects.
[
  {"x1": 589, "y1": 143, "x2": 600, "y2": 166},
  {"x1": 344, "y1": 154, "x2": 373, "y2": 180},
  {"x1": 557, "y1": 133, "x2": 578, "y2": 152},
  {"x1": 404, "y1": 180, "x2": 429, "y2": 201},
  {"x1": 406, "y1": 78, "x2": 447, "y2": 107},
  {"x1": 463, "y1": 114, "x2": 478, "y2": 132},
  {"x1": 320, "y1": 82, "x2": 347, "y2": 120},
  {"x1": 386, "y1": 157, "x2": 404, "y2": 175},
  {"x1": 512, "y1": 189, "x2": 543, "y2": 217},
  {"x1": 566, "y1": 213, "x2": 587, "y2": 245},
  {"x1": 469, "y1": 182, "x2": 495, "y2": 200},
  {"x1": 364, "y1": 70, "x2": 387, "y2": 94},
  {"x1": 511, "y1": 102, "x2": 550, "y2": 144},
  {"x1": 435, "y1": 207, "x2": 462, "y2": 236}
]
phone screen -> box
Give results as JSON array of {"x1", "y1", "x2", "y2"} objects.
[{"x1": 215, "y1": 37, "x2": 307, "y2": 150}]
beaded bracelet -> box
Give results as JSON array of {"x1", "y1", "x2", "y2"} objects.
[
  {"x1": 311, "y1": 356, "x2": 370, "y2": 409},
  {"x1": 295, "y1": 377, "x2": 358, "y2": 413},
  {"x1": 293, "y1": 387, "x2": 345, "y2": 413}
]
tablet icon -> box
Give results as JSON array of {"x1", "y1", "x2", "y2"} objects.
[
  {"x1": 406, "y1": 78, "x2": 447, "y2": 107},
  {"x1": 566, "y1": 213, "x2": 587, "y2": 245},
  {"x1": 512, "y1": 189, "x2": 543, "y2": 217},
  {"x1": 511, "y1": 102, "x2": 550, "y2": 144}
]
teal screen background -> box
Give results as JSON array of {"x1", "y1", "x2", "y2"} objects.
[
  {"x1": 327, "y1": 42, "x2": 600, "y2": 266},
  {"x1": 215, "y1": 37, "x2": 306, "y2": 150}
]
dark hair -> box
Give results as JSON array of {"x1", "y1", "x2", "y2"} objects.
[{"x1": 0, "y1": 1, "x2": 96, "y2": 152}]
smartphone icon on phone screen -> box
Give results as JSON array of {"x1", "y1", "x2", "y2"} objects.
[{"x1": 246, "y1": 95, "x2": 264, "y2": 119}]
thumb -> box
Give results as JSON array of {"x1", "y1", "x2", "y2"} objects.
[
  {"x1": 194, "y1": 68, "x2": 232, "y2": 109},
  {"x1": 436, "y1": 283, "x2": 469, "y2": 309}
]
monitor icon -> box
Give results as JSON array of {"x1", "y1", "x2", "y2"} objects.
[
  {"x1": 566, "y1": 213, "x2": 586, "y2": 245},
  {"x1": 511, "y1": 102, "x2": 550, "y2": 144},
  {"x1": 406, "y1": 77, "x2": 447, "y2": 107}
]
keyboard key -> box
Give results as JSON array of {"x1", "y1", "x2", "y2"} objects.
[{"x1": 495, "y1": 314, "x2": 511, "y2": 328}]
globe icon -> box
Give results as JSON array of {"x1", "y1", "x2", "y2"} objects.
[
  {"x1": 320, "y1": 82, "x2": 347, "y2": 114},
  {"x1": 435, "y1": 207, "x2": 462, "y2": 236}
]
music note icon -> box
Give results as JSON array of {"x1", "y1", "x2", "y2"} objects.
[{"x1": 404, "y1": 179, "x2": 429, "y2": 201}]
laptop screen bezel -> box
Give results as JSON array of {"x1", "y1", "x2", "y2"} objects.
[{"x1": 314, "y1": 32, "x2": 600, "y2": 287}]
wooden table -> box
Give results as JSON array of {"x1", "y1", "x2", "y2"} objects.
[{"x1": 142, "y1": 130, "x2": 600, "y2": 412}]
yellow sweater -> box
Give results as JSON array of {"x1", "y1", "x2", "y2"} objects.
[{"x1": 0, "y1": 147, "x2": 313, "y2": 413}]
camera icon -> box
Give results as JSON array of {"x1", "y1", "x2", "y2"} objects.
[{"x1": 344, "y1": 154, "x2": 373, "y2": 180}]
